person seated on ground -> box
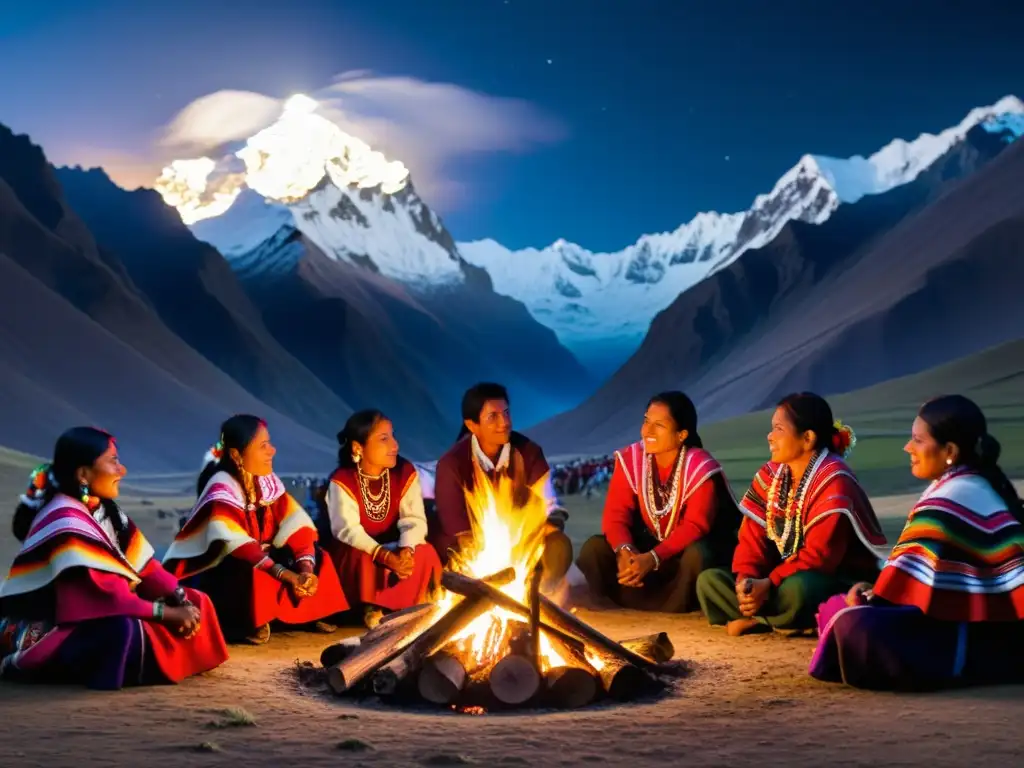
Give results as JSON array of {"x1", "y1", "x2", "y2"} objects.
[
  {"x1": 576, "y1": 391, "x2": 741, "y2": 612},
  {"x1": 0, "y1": 427, "x2": 228, "y2": 689},
  {"x1": 430, "y1": 382, "x2": 572, "y2": 594},
  {"x1": 321, "y1": 410, "x2": 442, "y2": 628},
  {"x1": 696, "y1": 392, "x2": 888, "y2": 636},
  {"x1": 810, "y1": 395, "x2": 1024, "y2": 690},
  {"x1": 163, "y1": 414, "x2": 347, "y2": 644}
]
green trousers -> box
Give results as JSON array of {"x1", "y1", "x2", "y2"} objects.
[{"x1": 695, "y1": 567, "x2": 848, "y2": 630}]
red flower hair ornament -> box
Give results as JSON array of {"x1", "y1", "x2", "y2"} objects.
[
  {"x1": 20, "y1": 463, "x2": 55, "y2": 510},
  {"x1": 202, "y1": 437, "x2": 225, "y2": 467},
  {"x1": 831, "y1": 420, "x2": 856, "y2": 459}
]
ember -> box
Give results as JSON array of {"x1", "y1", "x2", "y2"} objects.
[{"x1": 320, "y1": 470, "x2": 676, "y2": 709}]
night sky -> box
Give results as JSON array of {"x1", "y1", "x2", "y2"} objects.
[{"x1": 3, "y1": 0, "x2": 1023, "y2": 251}]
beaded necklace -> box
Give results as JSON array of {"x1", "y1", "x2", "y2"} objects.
[
  {"x1": 765, "y1": 450, "x2": 825, "y2": 557},
  {"x1": 641, "y1": 447, "x2": 686, "y2": 541},
  {"x1": 358, "y1": 467, "x2": 391, "y2": 522}
]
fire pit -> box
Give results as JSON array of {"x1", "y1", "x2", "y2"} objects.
[{"x1": 318, "y1": 474, "x2": 679, "y2": 711}]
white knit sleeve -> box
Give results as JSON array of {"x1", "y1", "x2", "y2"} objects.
[
  {"x1": 326, "y1": 481, "x2": 379, "y2": 555},
  {"x1": 396, "y1": 473, "x2": 428, "y2": 548}
]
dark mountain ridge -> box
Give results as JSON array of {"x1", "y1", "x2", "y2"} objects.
[{"x1": 531, "y1": 124, "x2": 1024, "y2": 456}]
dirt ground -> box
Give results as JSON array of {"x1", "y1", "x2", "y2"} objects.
[
  {"x1": 3, "y1": 482, "x2": 1024, "y2": 767},
  {"x1": 1, "y1": 608, "x2": 1022, "y2": 768}
]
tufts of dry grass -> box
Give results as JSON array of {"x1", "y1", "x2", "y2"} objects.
[{"x1": 206, "y1": 707, "x2": 257, "y2": 729}]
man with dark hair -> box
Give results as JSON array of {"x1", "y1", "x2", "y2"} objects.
[{"x1": 430, "y1": 382, "x2": 572, "y2": 593}]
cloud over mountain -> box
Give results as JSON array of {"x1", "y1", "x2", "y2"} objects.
[{"x1": 159, "y1": 71, "x2": 566, "y2": 208}]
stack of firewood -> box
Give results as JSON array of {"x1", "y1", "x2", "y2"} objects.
[{"x1": 319, "y1": 567, "x2": 676, "y2": 710}]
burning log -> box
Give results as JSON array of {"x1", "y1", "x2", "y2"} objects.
[
  {"x1": 542, "y1": 632, "x2": 599, "y2": 709},
  {"x1": 481, "y1": 567, "x2": 516, "y2": 587},
  {"x1": 320, "y1": 604, "x2": 440, "y2": 675},
  {"x1": 327, "y1": 605, "x2": 441, "y2": 694},
  {"x1": 490, "y1": 655, "x2": 541, "y2": 705},
  {"x1": 417, "y1": 650, "x2": 468, "y2": 704},
  {"x1": 526, "y1": 561, "x2": 543, "y2": 668},
  {"x1": 538, "y1": 595, "x2": 657, "y2": 671},
  {"x1": 594, "y1": 654, "x2": 649, "y2": 701},
  {"x1": 372, "y1": 594, "x2": 491, "y2": 696},
  {"x1": 376, "y1": 602, "x2": 436, "y2": 628},
  {"x1": 440, "y1": 571, "x2": 585, "y2": 655},
  {"x1": 488, "y1": 624, "x2": 540, "y2": 705},
  {"x1": 319, "y1": 635, "x2": 361, "y2": 668},
  {"x1": 619, "y1": 632, "x2": 675, "y2": 664},
  {"x1": 361, "y1": 603, "x2": 438, "y2": 644},
  {"x1": 371, "y1": 567, "x2": 512, "y2": 700},
  {"x1": 322, "y1": 569, "x2": 668, "y2": 709},
  {"x1": 462, "y1": 619, "x2": 511, "y2": 686}
]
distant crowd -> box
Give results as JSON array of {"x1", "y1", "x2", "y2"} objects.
[
  {"x1": 285, "y1": 453, "x2": 615, "y2": 523},
  {"x1": 550, "y1": 456, "x2": 613, "y2": 498}
]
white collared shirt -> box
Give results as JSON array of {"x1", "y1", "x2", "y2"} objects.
[{"x1": 471, "y1": 434, "x2": 511, "y2": 473}]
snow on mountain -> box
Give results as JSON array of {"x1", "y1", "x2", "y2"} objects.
[
  {"x1": 813, "y1": 94, "x2": 1024, "y2": 204},
  {"x1": 160, "y1": 95, "x2": 464, "y2": 288},
  {"x1": 287, "y1": 179, "x2": 463, "y2": 285},
  {"x1": 460, "y1": 95, "x2": 1024, "y2": 379},
  {"x1": 981, "y1": 109, "x2": 1024, "y2": 138},
  {"x1": 190, "y1": 181, "x2": 464, "y2": 286},
  {"x1": 190, "y1": 188, "x2": 293, "y2": 258}
]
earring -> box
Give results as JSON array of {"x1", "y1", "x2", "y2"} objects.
[
  {"x1": 946, "y1": 458, "x2": 953, "y2": 466},
  {"x1": 79, "y1": 482, "x2": 90, "y2": 503},
  {"x1": 353, "y1": 452, "x2": 362, "y2": 465}
]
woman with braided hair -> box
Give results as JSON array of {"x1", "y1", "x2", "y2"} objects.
[
  {"x1": 163, "y1": 415, "x2": 347, "y2": 644},
  {"x1": 696, "y1": 392, "x2": 889, "y2": 636},
  {"x1": 321, "y1": 410, "x2": 442, "y2": 628},
  {"x1": 811, "y1": 395, "x2": 1024, "y2": 690},
  {"x1": 0, "y1": 427, "x2": 228, "y2": 688}
]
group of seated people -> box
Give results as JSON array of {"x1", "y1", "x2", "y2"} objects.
[{"x1": 0, "y1": 381, "x2": 1021, "y2": 694}]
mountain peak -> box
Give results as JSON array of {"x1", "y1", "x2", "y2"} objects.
[
  {"x1": 804, "y1": 94, "x2": 1024, "y2": 205},
  {"x1": 151, "y1": 94, "x2": 473, "y2": 287},
  {"x1": 460, "y1": 95, "x2": 1024, "y2": 378},
  {"x1": 155, "y1": 94, "x2": 410, "y2": 226},
  {"x1": 968, "y1": 94, "x2": 1024, "y2": 123}
]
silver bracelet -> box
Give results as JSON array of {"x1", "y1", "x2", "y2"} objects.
[{"x1": 650, "y1": 550, "x2": 661, "y2": 571}]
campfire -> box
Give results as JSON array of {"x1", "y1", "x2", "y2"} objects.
[{"x1": 319, "y1": 471, "x2": 677, "y2": 710}]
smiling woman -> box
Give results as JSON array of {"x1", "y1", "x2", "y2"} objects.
[
  {"x1": 163, "y1": 414, "x2": 348, "y2": 645},
  {"x1": 320, "y1": 409, "x2": 442, "y2": 629},
  {"x1": 695, "y1": 392, "x2": 889, "y2": 636},
  {"x1": 0, "y1": 427, "x2": 228, "y2": 689},
  {"x1": 575, "y1": 391, "x2": 742, "y2": 613},
  {"x1": 811, "y1": 395, "x2": 1024, "y2": 690}
]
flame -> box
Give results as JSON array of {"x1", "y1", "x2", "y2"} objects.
[
  {"x1": 155, "y1": 93, "x2": 410, "y2": 222},
  {"x1": 437, "y1": 466, "x2": 568, "y2": 670}
]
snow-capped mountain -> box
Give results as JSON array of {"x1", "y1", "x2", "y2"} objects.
[
  {"x1": 460, "y1": 95, "x2": 1024, "y2": 379},
  {"x1": 162, "y1": 94, "x2": 465, "y2": 290},
  {"x1": 158, "y1": 94, "x2": 595, "y2": 434},
  {"x1": 191, "y1": 180, "x2": 465, "y2": 287}
]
